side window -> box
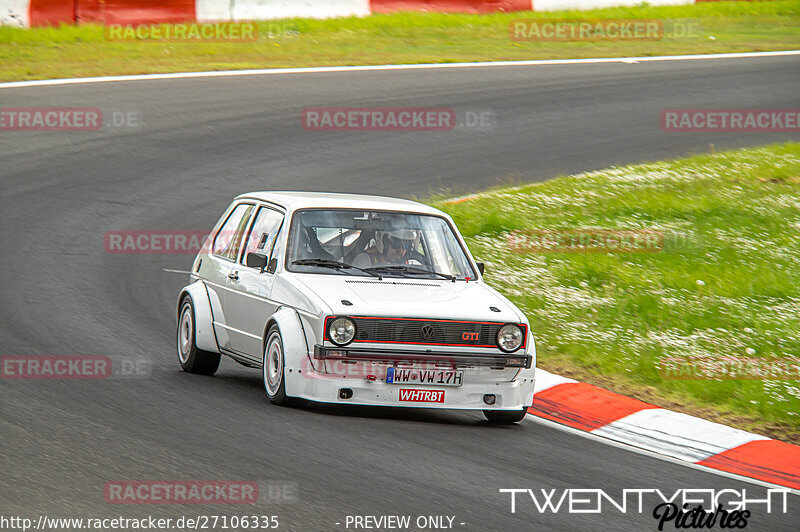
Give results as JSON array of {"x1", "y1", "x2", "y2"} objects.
[
  {"x1": 212, "y1": 203, "x2": 254, "y2": 261},
  {"x1": 242, "y1": 207, "x2": 285, "y2": 266}
]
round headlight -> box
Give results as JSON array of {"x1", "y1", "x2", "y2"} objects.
[
  {"x1": 328, "y1": 317, "x2": 356, "y2": 346},
  {"x1": 497, "y1": 324, "x2": 524, "y2": 352}
]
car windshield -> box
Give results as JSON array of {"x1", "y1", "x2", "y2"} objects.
[{"x1": 286, "y1": 209, "x2": 477, "y2": 280}]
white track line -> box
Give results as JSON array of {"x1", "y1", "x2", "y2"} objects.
[
  {"x1": 525, "y1": 415, "x2": 800, "y2": 496},
  {"x1": 1, "y1": 50, "x2": 798, "y2": 90}
]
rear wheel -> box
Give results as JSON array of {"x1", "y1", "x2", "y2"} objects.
[
  {"x1": 483, "y1": 408, "x2": 528, "y2": 424},
  {"x1": 177, "y1": 297, "x2": 221, "y2": 375},
  {"x1": 263, "y1": 325, "x2": 289, "y2": 405}
]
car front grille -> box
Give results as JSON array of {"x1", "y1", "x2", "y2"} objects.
[{"x1": 346, "y1": 317, "x2": 509, "y2": 348}]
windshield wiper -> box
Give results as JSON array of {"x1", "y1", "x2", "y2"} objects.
[
  {"x1": 364, "y1": 265, "x2": 455, "y2": 282},
  {"x1": 292, "y1": 258, "x2": 383, "y2": 279}
]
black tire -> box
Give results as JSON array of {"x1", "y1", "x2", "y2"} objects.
[
  {"x1": 177, "y1": 296, "x2": 221, "y2": 375},
  {"x1": 263, "y1": 324, "x2": 289, "y2": 405},
  {"x1": 483, "y1": 408, "x2": 528, "y2": 424}
]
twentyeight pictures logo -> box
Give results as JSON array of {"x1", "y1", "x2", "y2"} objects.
[{"x1": 500, "y1": 488, "x2": 791, "y2": 530}]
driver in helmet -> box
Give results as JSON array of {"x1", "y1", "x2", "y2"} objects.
[{"x1": 353, "y1": 228, "x2": 419, "y2": 267}]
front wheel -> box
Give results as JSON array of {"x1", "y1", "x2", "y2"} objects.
[
  {"x1": 177, "y1": 297, "x2": 221, "y2": 375},
  {"x1": 483, "y1": 408, "x2": 528, "y2": 424},
  {"x1": 263, "y1": 325, "x2": 289, "y2": 405}
]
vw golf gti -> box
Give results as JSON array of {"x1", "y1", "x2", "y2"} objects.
[{"x1": 176, "y1": 192, "x2": 536, "y2": 423}]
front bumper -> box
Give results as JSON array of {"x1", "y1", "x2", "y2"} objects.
[{"x1": 285, "y1": 362, "x2": 536, "y2": 410}]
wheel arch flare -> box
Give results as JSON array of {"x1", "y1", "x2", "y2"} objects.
[
  {"x1": 262, "y1": 306, "x2": 313, "y2": 397},
  {"x1": 177, "y1": 280, "x2": 219, "y2": 353}
]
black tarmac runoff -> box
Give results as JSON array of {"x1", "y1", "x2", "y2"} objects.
[{"x1": 1, "y1": 54, "x2": 799, "y2": 531}]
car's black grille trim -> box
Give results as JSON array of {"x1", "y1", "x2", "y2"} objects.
[
  {"x1": 314, "y1": 345, "x2": 532, "y2": 369},
  {"x1": 351, "y1": 317, "x2": 503, "y2": 348}
]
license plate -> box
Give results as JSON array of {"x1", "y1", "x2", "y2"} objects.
[
  {"x1": 398, "y1": 389, "x2": 445, "y2": 403},
  {"x1": 386, "y1": 367, "x2": 463, "y2": 387}
]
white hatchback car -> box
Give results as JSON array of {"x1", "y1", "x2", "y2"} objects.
[{"x1": 177, "y1": 192, "x2": 536, "y2": 423}]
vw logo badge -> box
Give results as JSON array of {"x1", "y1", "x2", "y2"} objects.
[{"x1": 420, "y1": 325, "x2": 436, "y2": 340}]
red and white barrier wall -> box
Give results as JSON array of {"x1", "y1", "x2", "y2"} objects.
[
  {"x1": 1, "y1": 1, "x2": 196, "y2": 27},
  {"x1": 2, "y1": 0, "x2": 717, "y2": 27},
  {"x1": 372, "y1": 0, "x2": 693, "y2": 14},
  {"x1": 196, "y1": 1, "x2": 370, "y2": 22}
]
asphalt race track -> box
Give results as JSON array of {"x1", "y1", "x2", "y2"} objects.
[{"x1": 2, "y1": 54, "x2": 800, "y2": 530}]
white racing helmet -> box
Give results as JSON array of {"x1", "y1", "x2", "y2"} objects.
[{"x1": 375, "y1": 228, "x2": 419, "y2": 254}]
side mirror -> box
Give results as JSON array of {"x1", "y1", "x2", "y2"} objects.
[
  {"x1": 246, "y1": 253, "x2": 268, "y2": 270},
  {"x1": 476, "y1": 262, "x2": 485, "y2": 276},
  {"x1": 267, "y1": 257, "x2": 278, "y2": 274}
]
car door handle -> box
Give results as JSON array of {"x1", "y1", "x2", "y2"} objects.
[{"x1": 228, "y1": 271, "x2": 239, "y2": 281}]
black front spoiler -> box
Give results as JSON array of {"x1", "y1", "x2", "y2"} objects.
[{"x1": 314, "y1": 345, "x2": 532, "y2": 369}]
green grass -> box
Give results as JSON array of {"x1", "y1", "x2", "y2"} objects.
[
  {"x1": 433, "y1": 143, "x2": 800, "y2": 442},
  {"x1": 1, "y1": 1, "x2": 799, "y2": 81}
]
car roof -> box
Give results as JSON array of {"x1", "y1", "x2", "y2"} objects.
[{"x1": 234, "y1": 191, "x2": 445, "y2": 216}]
